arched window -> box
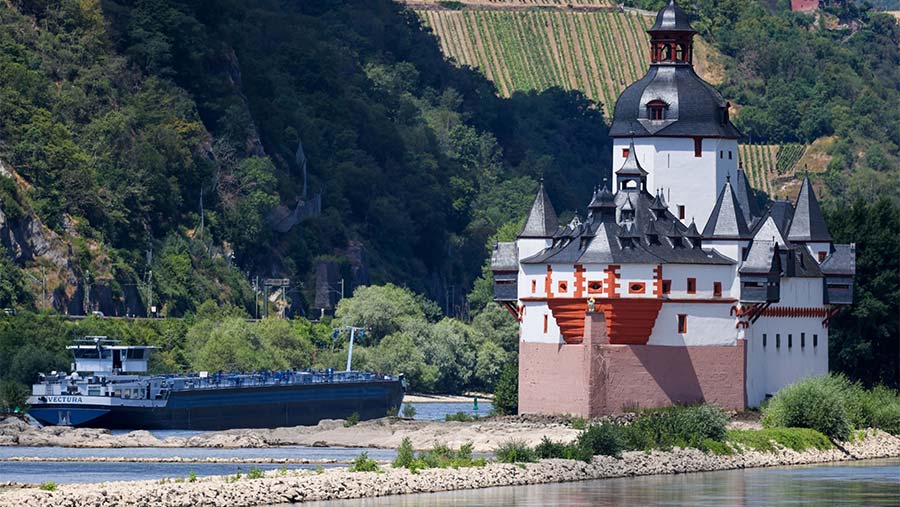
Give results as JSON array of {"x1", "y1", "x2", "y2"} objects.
[
  {"x1": 675, "y1": 43, "x2": 685, "y2": 61},
  {"x1": 660, "y1": 44, "x2": 672, "y2": 61},
  {"x1": 647, "y1": 100, "x2": 668, "y2": 121}
]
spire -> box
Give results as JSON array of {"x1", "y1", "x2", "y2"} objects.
[
  {"x1": 519, "y1": 179, "x2": 559, "y2": 238},
  {"x1": 685, "y1": 218, "x2": 702, "y2": 248},
  {"x1": 787, "y1": 174, "x2": 832, "y2": 243},
  {"x1": 648, "y1": 0, "x2": 696, "y2": 34},
  {"x1": 702, "y1": 180, "x2": 751, "y2": 239},
  {"x1": 616, "y1": 141, "x2": 648, "y2": 192},
  {"x1": 732, "y1": 166, "x2": 760, "y2": 225},
  {"x1": 650, "y1": 189, "x2": 668, "y2": 218}
]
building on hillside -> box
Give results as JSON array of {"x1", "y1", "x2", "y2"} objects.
[
  {"x1": 790, "y1": 0, "x2": 820, "y2": 13},
  {"x1": 491, "y1": 0, "x2": 855, "y2": 417}
]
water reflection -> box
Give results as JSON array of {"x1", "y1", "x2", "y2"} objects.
[{"x1": 301, "y1": 459, "x2": 900, "y2": 507}]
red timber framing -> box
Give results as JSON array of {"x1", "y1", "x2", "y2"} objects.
[
  {"x1": 604, "y1": 265, "x2": 621, "y2": 299},
  {"x1": 653, "y1": 264, "x2": 663, "y2": 298},
  {"x1": 731, "y1": 304, "x2": 830, "y2": 328},
  {"x1": 574, "y1": 264, "x2": 586, "y2": 298},
  {"x1": 541, "y1": 297, "x2": 664, "y2": 345},
  {"x1": 544, "y1": 265, "x2": 554, "y2": 299}
]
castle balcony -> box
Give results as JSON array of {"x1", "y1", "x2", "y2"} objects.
[
  {"x1": 493, "y1": 272, "x2": 518, "y2": 302},
  {"x1": 739, "y1": 275, "x2": 780, "y2": 304},
  {"x1": 824, "y1": 276, "x2": 853, "y2": 305}
]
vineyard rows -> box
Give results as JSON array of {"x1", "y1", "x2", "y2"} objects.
[
  {"x1": 776, "y1": 144, "x2": 806, "y2": 174},
  {"x1": 738, "y1": 144, "x2": 778, "y2": 195},
  {"x1": 417, "y1": 9, "x2": 652, "y2": 114},
  {"x1": 408, "y1": 0, "x2": 615, "y2": 8}
]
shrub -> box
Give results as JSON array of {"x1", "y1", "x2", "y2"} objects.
[
  {"x1": 493, "y1": 363, "x2": 518, "y2": 416},
  {"x1": 349, "y1": 451, "x2": 380, "y2": 472},
  {"x1": 343, "y1": 412, "x2": 360, "y2": 428},
  {"x1": 535, "y1": 436, "x2": 567, "y2": 459},
  {"x1": 577, "y1": 422, "x2": 625, "y2": 458},
  {"x1": 624, "y1": 405, "x2": 728, "y2": 450},
  {"x1": 188, "y1": 470, "x2": 197, "y2": 482},
  {"x1": 858, "y1": 385, "x2": 900, "y2": 435},
  {"x1": 727, "y1": 428, "x2": 833, "y2": 453},
  {"x1": 0, "y1": 380, "x2": 30, "y2": 413},
  {"x1": 402, "y1": 404, "x2": 417, "y2": 419},
  {"x1": 762, "y1": 375, "x2": 854, "y2": 440},
  {"x1": 570, "y1": 417, "x2": 587, "y2": 430},
  {"x1": 872, "y1": 403, "x2": 900, "y2": 436},
  {"x1": 495, "y1": 439, "x2": 536, "y2": 463},
  {"x1": 246, "y1": 467, "x2": 264, "y2": 479},
  {"x1": 393, "y1": 437, "x2": 415, "y2": 468},
  {"x1": 39, "y1": 482, "x2": 56, "y2": 491},
  {"x1": 445, "y1": 411, "x2": 475, "y2": 422}
]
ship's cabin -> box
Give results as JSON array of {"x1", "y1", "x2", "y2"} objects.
[{"x1": 67, "y1": 336, "x2": 156, "y2": 374}]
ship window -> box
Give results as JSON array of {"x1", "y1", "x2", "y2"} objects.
[
  {"x1": 588, "y1": 281, "x2": 603, "y2": 294},
  {"x1": 662, "y1": 280, "x2": 672, "y2": 294},
  {"x1": 687, "y1": 277, "x2": 697, "y2": 294},
  {"x1": 629, "y1": 282, "x2": 646, "y2": 294},
  {"x1": 713, "y1": 282, "x2": 722, "y2": 297},
  {"x1": 677, "y1": 314, "x2": 687, "y2": 334}
]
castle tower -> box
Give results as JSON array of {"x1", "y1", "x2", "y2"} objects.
[{"x1": 609, "y1": 0, "x2": 740, "y2": 227}]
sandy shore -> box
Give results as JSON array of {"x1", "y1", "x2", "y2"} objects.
[
  {"x1": 1, "y1": 429, "x2": 898, "y2": 507},
  {"x1": 0, "y1": 416, "x2": 578, "y2": 453}
]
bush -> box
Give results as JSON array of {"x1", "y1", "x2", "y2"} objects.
[
  {"x1": 39, "y1": 482, "x2": 56, "y2": 491},
  {"x1": 0, "y1": 380, "x2": 30, "y2": 413},
  {"x1": 762, "y1": 375, "x2": 855, "y2": 440},
  {"x1": 871, "y1": 403, "x2": 900, "y2": 435},
  {"x1": 445, "y1": 411, "x2": 475, "y2": 422},
  {"x1": 343, "y1": 411, "x2": 360, "y2": 428},
  {"x1": 349, "y1": 452, "x2": 380, "y2": 472},
  {"x1": 858, "y1": 385, "x2": 900, "y2": 435},
  {"x1": 624, "y1": 405, "x2": 728, "y2": 451},
  {"x1": 402, "y1": 404, "x2": 417, "y2": 419},
  {"x1": 393, "y1": 437, "x2": 415, "y2": 468},
  {"x1": 493, "y1": 363, "x2": 518, "y2": 416},
  {"x1": 727, "y1": 428, "x2": 833, "y2": 453},
  {"x1": 577, "y1": 422, "x2": 625, "y2": 458},
  {"x1": 246, "y1": 467, "x2": 264, "y2": 479},
  {"x1": 495, "y1": 439, "x2": 536, "y2": 463},
  {"x1": 535, "y1": 436, "x2": 568, "y2": 459}
]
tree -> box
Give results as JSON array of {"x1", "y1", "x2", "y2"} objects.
[
  {"x1": 475, "y1": 340, "x2": 507, "y2": 391},
  {"x1": 493, "y1": 362, "x2": 519, "y2": 415},
  {"x1": 335, "y1": 284, "x2": 426, "y2": 342},
  {"x1": 0, "y1": 258, "x2": 31, "y2": 309},
  {"x1": 420, "y1": 318, "x2": 479, "y2": 394}
]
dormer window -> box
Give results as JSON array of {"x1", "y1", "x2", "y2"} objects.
[
  {"x1": 622, "y1": 209, "x2": 635, "y2": 221},
  {"x1": 647, "y1": 100, "x2": 668, "y2": 121}
]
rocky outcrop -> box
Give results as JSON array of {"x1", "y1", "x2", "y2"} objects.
[{"x1": 1, "y1": 430, "x2": 898, "y2": 507}]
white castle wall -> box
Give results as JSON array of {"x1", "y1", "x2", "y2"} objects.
[
  {"x1": 612, "y1": 137, "x2": 738, "y2": 227},
  {"x1": 661, "y1": 264, "x2": 735, "y2": 299},
  {"x1": 650, "y1": 302, "x2": 737, "y2": 346},
  {"x1": 520, "y1": 301, "x2": 561, "y2": 344}
]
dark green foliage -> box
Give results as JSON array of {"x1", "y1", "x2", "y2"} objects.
[
  {"x1": 494, "y1": 440, "x2": 537, "y2": 463},
  {"x1": 246, "y1": 466, "x2": 264, "y2": 480},
  {"x1": 727, "y1": 428, "x2": 834, "y2": 453},
  {"x1": 492, "y1": 363, "x2": 518, "y2": 416},
  {"x1": 445, "y1": 411, "x2": 477, "y2": 422},
  {"x1": 392, "y1": 437, "x2": 416, "y2": 468},
  {"x1": 343, "y1": 412, "x2": 360, "y2": 428},
  {"x1": 394, "y1": 441, "x2": 484, "y2": 472},
  {"x1": 623, "y1": 405, "x2": 729, "y2": 451},
  {"x1": 0, "y1": 258, "x2": 32, "y2": 309},
  {"x1": 576, "y1": 422, "x2": 626, "y2": 459},
  {"x1": 824, "y1": 198, "x2": 899, "y2": 389},
  {"x1": 349, "y1": 452, "x2": 381, "y2": 473},
  {"x1": 762, "y1": 375, "x2": 856, "y2": 440},
  {"x1": 0, "y1": 380, "x2": 30, "y2": 413}
]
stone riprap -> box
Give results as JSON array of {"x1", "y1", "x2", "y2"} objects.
[{"x1": 1, "y1": 430, "x2": 898, "y2": 507}]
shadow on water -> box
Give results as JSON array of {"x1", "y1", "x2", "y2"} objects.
[{"x1": 296, "y1": 458, "x2": 900, "y2": 507}]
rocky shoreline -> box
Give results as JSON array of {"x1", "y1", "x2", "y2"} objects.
[{"x1": 2, "y1": 429, "x2": 898, "y2": 507}]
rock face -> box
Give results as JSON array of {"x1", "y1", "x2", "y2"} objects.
[{"x1": 1, "y1": 430, "x2": 898, "y2": 507}]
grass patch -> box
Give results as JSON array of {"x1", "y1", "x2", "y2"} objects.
[
  {"x1": 394, "y1": 439, "x2": 486, "y2": 472},
  {"x1": 623, "y1": 404, "x2": 728, "y2": 451},
  {"x1": 727, "y1": 428, "x2": 833, "y2": 453},
  {"x1": 569, "y1": 416, "x2": 587, "y2": 430},
  {"x1": 445, "y1": 411, "x2": 477, "y2": 422},
  {"x1": 246, "y1": 466, "x2": 264, "y2": 479},
  {"x1": 39, "y1": 482, "x2": 56, "y2": 491}
]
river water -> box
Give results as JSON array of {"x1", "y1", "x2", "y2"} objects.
[{"x1": 301, "y1": 458, "x2": 900, "y2": 507}]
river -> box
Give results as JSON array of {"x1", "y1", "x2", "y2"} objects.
[{"x1": 301, "y1": 458, "x2": 900, "y2": 507}]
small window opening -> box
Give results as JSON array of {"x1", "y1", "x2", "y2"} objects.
[
  {"x1": 788, "y1": 334, "x2": 793, "y2": 349},
  {"x1": 687, "y1": 278, "x2": 696, "y2": 294},
  {"x1": 762, "y1": 334, "x2": 767, "y2": 348},
  {"x1": 720, "y1": 151, "x2": 724, "y2": 159},
  {"x1": 713, "y1": 282, "x2": 722, "y2": 297},
  {"x1": 622, "y1": 148, "x2": 630, "y2": 158},
  {"x1": 801, "y1": 333, "x2": 806, "y2": 348},
  {"x1": 588, "y1": 281, "x2": 603, "y2": 294},
  {"x1": 818, "y1": 251, "x2": 827, "y2": 262},
  {"x1": 776, "y1": 334, "x2": 781, "y2": 349},
  {"x1": 531, "y1": 280, "x2": 537, "y2": 294},
  {"x1": 813, "y1": 334, "x2": 818, "y2": 348},
  {"x1": 728, "y1": 151, "x2": 733, "y2": 160},
  {"x1": 678, "y1": 205, "x2": 685, "y2": 220},
  {"x1": 662, "y1": 280, "x2": 672, "y2": 295},
  {"x1": 629, "y1": 282, "x2": 646, "y2": 294},
  {"x1": 543, "y1": 314, "x2": 548, "y2": 334},
  {"x1": 693, "y1": 137, "x2": 702, "y2": 157},
  {"x1": 647, "y1": 100, "x2": 667, "y2": 121},
  {"x1": 677, "y1": 314, "x2": 687, "y2": 334},
  {"x1": 558, "y1": 281, "x2": 568, "y2": 293}
]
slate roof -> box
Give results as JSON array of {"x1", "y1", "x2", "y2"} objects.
[
  {"x1": 820, "y1": 244, "x2": 856, "y2": 275},
  {"x1": 523, "y1": 188, "x2": 733, "y2": 266},
  {"x1": 491, "y1": 242, "x2": 518, "y2": 272},
  {"x1": 767, "y1": 201, "x2": 795, "y2": 236},
  {"x1": 703, "y1": 179, "x2": 751, "y2": 239},
  {"x1": 649, "y1": 0, "x2": 695, "y2": 33},
  {"x1": 740, "y1": 240, "x2": 781, "y2": 274},
  {"x1": 732, "y1": 168, "x2": 760, "y2": 226},
  {"x1": 519, "y1": 180, "x2": 559, "y2": 238},
  {"x1": 610, "y1": 66, "x2": 741, "y2": 138},
  {"x1": 787, "y1": 175, "x2": 832, "y2": 243},
  {"x1": 750, "y1": 215, "x2": 786, "y2": 247},
  {"x1": 616, "y1": 141, "x2": 648, "y2": 177}
]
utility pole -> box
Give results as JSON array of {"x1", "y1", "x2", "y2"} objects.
[
  {"x1": 40, "y1": 267, "x2": 46, "y2": 308},
  {"x1": 333, "y1": 326, "x2": 366, "y2": 372}
]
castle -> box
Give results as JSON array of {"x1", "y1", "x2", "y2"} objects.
[{"x1": 491, "y1": 0, "x2": 855, "y2": 417}]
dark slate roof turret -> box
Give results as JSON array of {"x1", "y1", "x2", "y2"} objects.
[
  {"x1": 787, "y1": 174, "x2": 832, "y2": 243},
  {"x1": 519, "y1": 179, "x2": 559, "y2": 238},
  {"x1": 685, "y1": 219, "x2": 701, "y2": 238},
  {"x1": 740, "y1": 240, "x2": 781, "y2": 275},
  {"x1": 703, "y1": 179, "x2": 751, "y2": 239},
  {"x1": 648, "y1": 0, "x2": 695, "y2": 34},
  {"x1": 650, "y1": 190, "x2": 668, "y2": 212},
  {"x1": 820, "y1": 244, "x2": 856, "y2": 275},
  {"x1": 621, "y1": 194, "x2": 636, "y2": 212},
  {"x1": 616, "y1": 141, "x2": 648, "y2": 177},
  {"x1": 733, "y1": 166, "x2": 760, "y2": 226}
]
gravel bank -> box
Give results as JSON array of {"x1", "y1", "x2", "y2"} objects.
[{"x1": 1, "y1": 430, "x2": 898, "y2": 507}]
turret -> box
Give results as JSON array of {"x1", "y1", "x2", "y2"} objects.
[
  {"x1": 517, "y1": 179, "x2": 559, "y2": 261},
  {"x1": 787, "y1": 174, "x2": 832, "y2": 263}
]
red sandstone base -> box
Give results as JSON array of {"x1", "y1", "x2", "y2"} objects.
[{"x1": 518, "y1": 313, "x2": 746, "y2": 417}]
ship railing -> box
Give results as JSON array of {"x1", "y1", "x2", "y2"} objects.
[{"x1": 161, "y1": 370, "x2": 399, "y2": 391}]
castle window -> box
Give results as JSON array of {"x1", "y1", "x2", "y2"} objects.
[
  {"x1": 728, "y1": 151, "x2": 733, "y2": 160},
  {"x1": 543, "y1": 314, "x2": 548, "y2": 334},
  {"x1": 675, "y1": 43, "x2": 685, "y2": 61},
  {"x1": 801, "y1": 333, "x2": 806, "y2": 348},
  {"x1": 818, "y1": 251, "x2": 827, "y2": 262},
  {"x1": 531, "y1": 280, "x2": 537, "y2": 294},
  {"x1": 742, "y1": 247, "x2": 749, "y2": 260},
  {"x1": 713, "y1": 282, "x2": 722, "y2": 297},
  {"x1": 629, "y1": 282, "x2": 646, "y2": 294},
  {"x1": 558, "y1": 281, "x2": 568, "y2": 293},
  {"x1": 662, "y1": 280, "x2": 672, "y2": 295},
  {"x1": 677, "y1": 314, "x2": 687, "y2": 334},
  {"x1": 678, "y1": 205, "x2": 685, "y2": 220},
  {"x1": 622, "y1": 148, "x2": 630, "y2": 158},
  {"x1": 647, "y1": 100, "x2": 668, "y2": 121},
  {"x1": 776, "y1": 334, "x2": 781, "y2": 349},
  {"x1": 588, "y1": 281, "x2": 603, "y2": 294},
  {"x1": 788, "y1": 334, "x2": 793, "y2": 349},
  {"x1": 763, "y1": 334, "x2": 767, "y2": 348},
  {"x1": 813, "y1": 334, "x2": 818, "y2": 348},
  {"x1": 687, "y1": 278, "x2": 697, "y2": 294},
  {"x1": 693, "y1": 137, "x2": 703, "y2": 157},
  {"x1": 720, "y1": 151, "x2": 724, "y2": 159}
]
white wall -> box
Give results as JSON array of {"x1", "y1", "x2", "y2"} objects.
[
  {"x1": 660, "y1": 264, "x2": 734, "y2": 299},
  {"x1": 649, "y1": 302, "x2": 737, "y2": 346},
  {"x1": 520, "y1": 301, "x2": 562, "y2": 344},
  {"x1": 618, "y1": 264, "x2": 656, "y2": 298},
  {"x1": 517, "y1": 238, "x2": 551, "y2": 262},
  {"x1": 612, "y1": 137, "x2": 739, "y2": 228}
]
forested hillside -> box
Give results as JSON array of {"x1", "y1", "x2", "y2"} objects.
[{"x1": 0, "y1": 0, "x2": 611, "y2": 317}]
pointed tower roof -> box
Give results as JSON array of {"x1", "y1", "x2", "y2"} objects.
[
  {"x1": 519, "y1": 179, "x2": 559, "y2": 238},
  {"x1": 733, "y1": 166, "x2": 760, "y2": 225},
  {"x1": 649, "y1": 0, "x2": 695, "y2": 34},
  {"x1": 787, "y1": 174, "x2": 832, "y2": 243},
  {"x1": 703, "y1": 178, "x2": 751, "y2": 239},
  {"x1": 616, "y1": 141, "x2": 648, "y2": 177}
]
